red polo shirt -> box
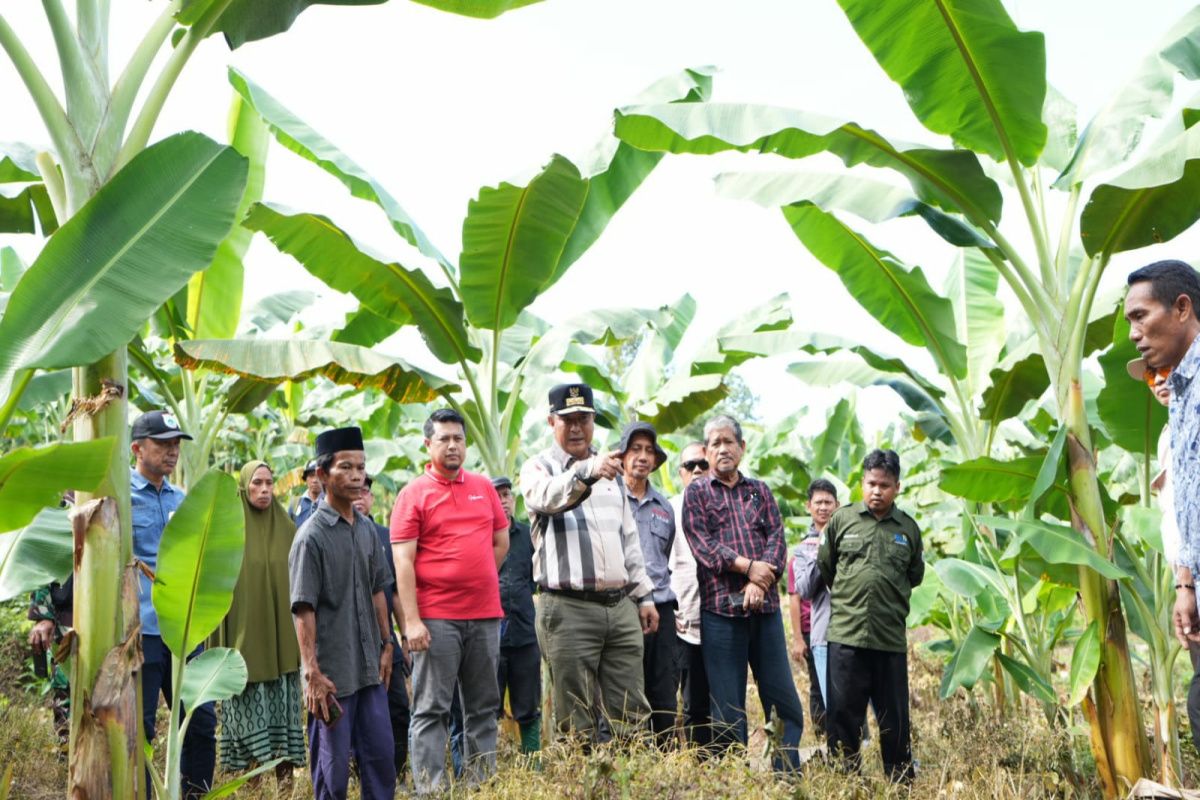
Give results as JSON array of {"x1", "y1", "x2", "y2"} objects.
[{"x1": 390, "y1": 465, "x2": 507, "y2": 620}]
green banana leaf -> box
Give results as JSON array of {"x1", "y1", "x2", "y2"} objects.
[
  {"x1": 243, "y1": 203, "x2": 477, "y2": 365},
  {"x1": 979, "y1": 354, "x2": 1050, "y2": 429},
  {"x1": 187, "y1": 92, "x2": 269, "y2": 341},
  {"x1": 996, "y1": 652, "x2": 1057, "y2": 708},
  {"x1": 939, "y1": 455, "x2": 1047, "y2": 504},
  {"x1": 333, "y1": 307, "x2": 406, "y2": 348},
  {"x1": 460, "y1": 67, "x2": 713, "y2": 331},
  {"x1": 931, "y1": 557, "x2": 1008, "y2": 601},
  {"x1": 715, "y1": 170, "x2": 992, "y2": 248},
  {"x1": 810, "y1": 397, "x2": 856, "y2": 478},
  {"x1": 153, "y1": 470, "x2": 245, "y2": 657},
  {"x1": 1067, "y1": 621, "x2": 1102, "y2": 707},
  {"x1": 0, "y1": 246, "x2": 26, "y2": 291},
  {"x1": 179, "y1": 0, "x2": 387, "y2": 49},
  {"x1": 1079, "y1": 122, "x2": 1200, "y2": 257},
  {"x1": 175, "y1": 339, "x2": 456, "y2": 405},
  {"x1": 1040, "y1": 85, "x2": 1079, "y2": 173},
  {"x1": 0, "y1": 183, "x2": 57, "y2": 236},
  {"x1": 0, "y1": 439, "x2": 114, "y2": 533},
  {"x1": 179, "y1": 647, "x2": 248, "y2": 715},
  {"x1": 944, "y1": 249, "x2": 1005, "y2": 398},
  {"x1": 1096, "y1": 309, "x2": 1168, "y2": 455},
  {"x1": 979, "y1": 515, "x2": 1129, "y2": 581},
  {"x1": 782, "y1": 203, "x2": 968, "y2": 379},
  {"x1": 691, "y1": 293, "x2": 793, "y2": 375},
  {"x1": 0, "y1": 508, "x2": 71, "y2": 601},
  {"x1": 228, "y1": 68, "x2": 448, "y2": 267},
  {"x1": 614, "y1": 102, "x2": 1002, "y2": 224},
  {"x1": 635, "y1": 374, "x2": 727, "y2": 435},
  {"x1": 409, "y1": 0, "x2": 542, "y2": 17},
  {"x1": 940, "y1": 625, "x2": 1001, "y2": 699},
  {"x1": 0, "y1": 132, "x2": 247, "y2": 397},
  {"x1": 837, "y1": 0, "x2": 1047, "y2": 166},
  {"x1": 1055, "y1": 7, "x2": 1200, "y2": 188}
]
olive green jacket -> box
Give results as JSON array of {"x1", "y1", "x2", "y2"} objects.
[{"x1": 817, "y1": 502, "x2": 924, "y2": 653}]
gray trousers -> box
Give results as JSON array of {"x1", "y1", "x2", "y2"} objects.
[
  {"x1": 410, "y1": 618, "x2": 500, "y2": 795},
  {"x1": 536, "y1": 593, "x2": 648, "y2": 739}
]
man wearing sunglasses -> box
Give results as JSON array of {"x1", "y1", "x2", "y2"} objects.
[
  {"x1": 668, "y1": 442, "x2": 712, "y2": 749},
  {"x1": 1125, "y1": 260, "x2": 1200, "y2": 653}
]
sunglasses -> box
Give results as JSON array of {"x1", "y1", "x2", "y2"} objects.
[
  {"x1": 682, "y1": 459, "x2": 709, "y2": 472},
  {"x1": 1144, "y1": 366, "x2": 1171, "y2": 388}
]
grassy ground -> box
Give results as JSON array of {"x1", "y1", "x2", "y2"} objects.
[{"x1": 1, "y1": 598, "x2": 1189, "y2": 798}]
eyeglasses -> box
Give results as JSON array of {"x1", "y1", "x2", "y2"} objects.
[
  {"x1": 681, "y1": 459, "x2": 709, "y2": 472},
  {"x1": 1144, "y1": 366, "x2": 1171, "y2": 388}
]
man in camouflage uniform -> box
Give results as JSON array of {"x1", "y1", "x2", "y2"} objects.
[{"x1": 28, "y1": 577, "x2": 72, "y2": 750}]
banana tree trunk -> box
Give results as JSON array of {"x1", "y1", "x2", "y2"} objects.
[
  {"x1": 1064, "y1": 379, "x2": 1152, "y2": 796},
  {"x1": 69, "y1": 351, "x2": 143, "y2": 797}
]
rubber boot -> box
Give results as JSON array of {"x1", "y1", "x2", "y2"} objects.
[{"x1": 519, "y1": 719, "x2": 541, "y2": 754}]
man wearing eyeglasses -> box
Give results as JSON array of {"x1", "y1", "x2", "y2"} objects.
[
  {"x1": 1125, "y1": 261, "x2": 1200, "y2": 651},
  {"x1": 669, "y1": 442, "x2": 712, "y2": 750}
]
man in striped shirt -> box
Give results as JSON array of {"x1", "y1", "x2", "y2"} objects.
[{"x1": 520, "y1": 382, "x2": 659, "y2": 741}]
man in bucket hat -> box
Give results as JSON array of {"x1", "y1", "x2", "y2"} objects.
[
  {"x1": 520, "y1": 383, "x2": 658, "y2": 743},
  {"x1": 615, "y1": 421, "x2": 679, "y2": 747},
  {"x1": 290, "y1": 458, "x2": 323, "y2": 527}
]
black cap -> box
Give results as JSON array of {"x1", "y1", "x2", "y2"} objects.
[
  {"x1": 315, "y1": 426, "x2": 365, "y2": 458},
  {"x1": 491, "y1": 475, "x2": 512, "y2": 490},
  {"x1": 549, "y1": 382, "x2": 595, "y2": 415},
  {"x1": 615, "y1": 421, "x2": 667, "y2": 470},
  {"x1": 131, "y1": 410, "x2": 193, "y2": 441},
  {"x1": 302, "y1": 459, "x2": 319, "y2": 478}
]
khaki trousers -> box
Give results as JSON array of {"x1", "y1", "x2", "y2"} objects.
[{"x1": 537, "y1": 593, "x2": 648, "y2": 739}]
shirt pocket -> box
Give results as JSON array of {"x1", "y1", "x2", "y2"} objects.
[
  {"x1": 838, "y1": 534, "x2": 869, "y2": 564},
  {"x1": 649, "y1": 515, "x2": 672, "y2": 547},
  {"x1": 884, "y1": 535, "x2": 912, "y2": 574}
]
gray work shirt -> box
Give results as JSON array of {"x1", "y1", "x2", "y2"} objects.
[
  {"x1": 289, "y1": 501, "x2": 392, "y2": 698},
  {"x1": 625, "y1": 481, "x2": 677, "y2": 605},
  {"x1": 793, "y1": 527, "x2": 830, "y2": 646}
]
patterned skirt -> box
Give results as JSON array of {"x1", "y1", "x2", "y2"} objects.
[{"x1": 217, "y1": 670, "x2": 307, "y2": 772}]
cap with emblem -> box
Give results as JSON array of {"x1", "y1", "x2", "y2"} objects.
[
  {"x1": 131, "y1": 409, "x2": 193, "y2": 441},
  {"x1": 548, "y1": 382, "x2": 595, "y2": 415},
  {"x1": 491, "y1": 475, "x2": 513, "y2": 490},
  {"x1": 315, "y1": 426, "x2": 365, "y2": 458}
]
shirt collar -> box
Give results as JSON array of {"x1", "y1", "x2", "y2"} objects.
[
  {"x1": 549, "y1": 441, "x2": 596, "y2": 468},
  {"x1": 130, "y1": 467, "x2": 175, "y2": 494},
  {"x1": 1171, "y1": 332, "x2": 1200, "y2": 391},
  {"x1": 855, "y1": 500, "x2": 900, "y2": 523},
  {"x1": 705, "y1": 470, "x2": 746, "y2": 488},
  {"x1": 314, "y1": 499, "x2": 352, "y2": 526},
  {"x1": 423, "y1": 463, "x2": 465, "y2": 485},
  {"x1": 624, "y1": 480, "x2": 667, "y2": 508}
]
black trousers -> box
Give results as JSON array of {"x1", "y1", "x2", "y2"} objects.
[
  {"x1": 826, "y1": 642, "x2": 914, "y2": 782},
  {"x1": 386, "y1": 655, "x2": 411, "y2": 781},
  {"x1": 677, "y1": 640, "x2": 712, "y2": 750},
  {"x1": 497, "y1": 641, "x2": 542, "y2": 724},
  {"x1": 643, "y1": 603, "x2": 679, "y2": 744},
  {"x1": 803, "y1": 632, "x2": 827, "y2": 735}
]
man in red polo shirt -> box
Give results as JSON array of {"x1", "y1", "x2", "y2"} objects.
[{"x1": 391, "y1": 409, "x2": 509, "y2": 795}]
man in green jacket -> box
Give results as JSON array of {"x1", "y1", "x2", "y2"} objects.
[{"x1": 818, "y1": 448, "x2": 923, "y2": 783}]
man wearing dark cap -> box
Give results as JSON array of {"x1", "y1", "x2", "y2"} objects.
[
  {"x1": 289, "y1": 459, "x2": 323, "y2": 528},
  {"x1": 130, "y1": 410, "x2": 215, "y2": 798},
  {"x1": 289, "y1": 427, "x2": 396, "y2": 799},
  {"x1": 616, "y1": 421, "x2": 679, "y2": 746},
  {"x1": 492, "y1": 475, "x2": 542, "y2": 754},
  {"x1": 520, "y1": 383, "x2": 658, "y2": 741}
]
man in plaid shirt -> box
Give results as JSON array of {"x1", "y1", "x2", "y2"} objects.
[{"x1": 681, "y1": 414, "x2": 805, "y2": 772}]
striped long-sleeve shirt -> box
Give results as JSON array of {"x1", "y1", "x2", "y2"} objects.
[{"x1": 520, "y1": 443, "x2": 655, "y2": 605}]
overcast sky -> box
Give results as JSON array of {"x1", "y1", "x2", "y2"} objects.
[{"x1": 2, "y1": 0, "x2": 1198, "y2": 433}]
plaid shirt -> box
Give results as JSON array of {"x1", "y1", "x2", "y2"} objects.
[{"x1": 681, "y1": 472, "x2": 786, "y2": 618}]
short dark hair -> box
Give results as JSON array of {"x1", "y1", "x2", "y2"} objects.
[
  {"x1": 315, "y1": 452, "x2": 335, "y2": 475},
  {"x1": 807, "y1": 478, "x2": 838, "y2": 501},
  {"x1": 1127, "y1": 260, "x2": 1200, "y2": 319},
  {"x1": 424, "y1": 408, "x2": 466, "y2": 440},
  {"x1": 862, "y1": 449, "x2": 901, "y2": 481},
  {"x1": 363, "y1": 474, "x2": 374, "y2": 490}
]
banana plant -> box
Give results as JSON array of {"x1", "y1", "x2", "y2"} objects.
[
  {"x1": 174, "y1": 65, "x2": 715, "y2": 477},
  {"x1": 0, "y1": 1, "x2": 540, "y2": 792},
  {"x1": 612, "y1": 2, "x2": 1200, "y2": 791}
]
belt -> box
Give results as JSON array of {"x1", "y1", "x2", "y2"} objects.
[{"x1": 546, "y1": 587, "x2": 629, "y2": 607}]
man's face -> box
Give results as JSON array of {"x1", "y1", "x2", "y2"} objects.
[
  {"x1": 247, "y1": 465, "x2": 274, "y2": 511},
  {"x1": 496, "y1": 485, "x2": 516, "y2": 521},
  {"x1": 622, "y1": 433, "x2": 657, "y2": 481},
  {"x1": 132, "y1": 437, "x2": 181, "y2": 479},
  {"x1": 1125, "y1": 281, "x2": 1195, "y2": 369},
  {"x1": 806, "y1": 490, "x2": 838, "y2": 528},
  {"x1": 320, "y1": 450, "x2": 366, "y2": 505},
  {"x1": 305, "y1": 472, "x2": 322, "y2": 496},
  {"x1": 677, "y1": 444, "x2": 708, "y2": 489},
  {"x1": 705, "y1": 427, "x2": 744, "y2": 478},
  {"x1": 426, "y1": 421, "x2": 466, "y2": 473},
  {"x1": 862, "y1": 468, "x2": 899, "y2": 514},
  {"x1": 353, "y1": 484, "x2": 374, "y2": 516},
  {"x1": 549, "y1": 411, "x2": 594, "y2": 459}
]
